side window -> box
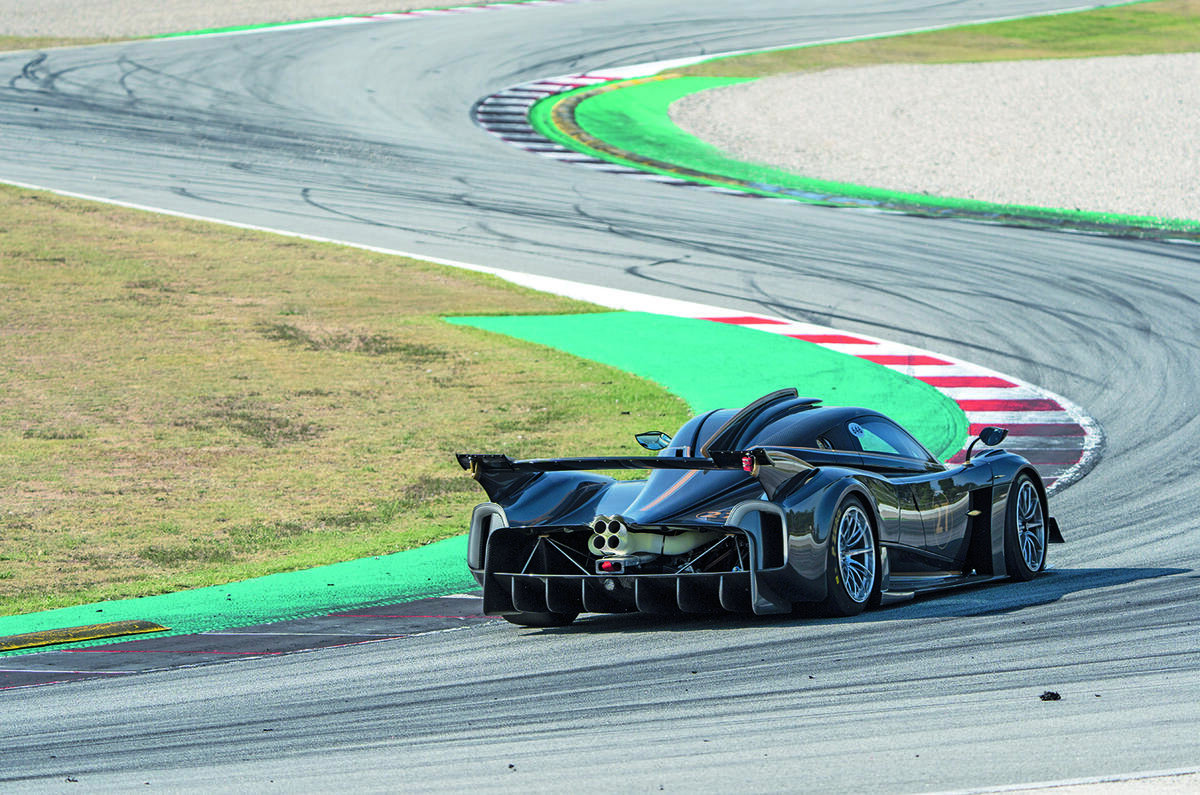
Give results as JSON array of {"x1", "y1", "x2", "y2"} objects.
[
  {"x1": 815, "y1": 423, "x2": 859, "y2": 453},
  {"x1": 847, "y1": 418, "x2": 933, "y2": 461}
]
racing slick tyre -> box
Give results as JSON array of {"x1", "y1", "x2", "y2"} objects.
[
  {"x1": 1004, "y1": 473, "x2": 1047, "y2": 581},
  {"x1": 501, "y1": 611, "x2": 578, "y2": 628},
  {"x1": 818, "y1": 496, "x2": 878, "y2": 617}
]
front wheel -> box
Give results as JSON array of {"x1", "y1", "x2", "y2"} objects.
[
  {"x1": 501, "y1": 611, "x2": 578, "y2": 628},
  {"x1": 818, "y1": 496, "x2": 878, "y2": 617},
  {"x1": 1005, "y1": 474, "x2": 1047, "y2": 580}
]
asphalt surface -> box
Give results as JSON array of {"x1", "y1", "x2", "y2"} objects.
[{"x1": 2, "y1": 0, "x2": 1199, "y2": 790}]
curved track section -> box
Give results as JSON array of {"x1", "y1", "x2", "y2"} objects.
[{"x1": 2, "y1": 1, "x2": 1199, "y2": 790}]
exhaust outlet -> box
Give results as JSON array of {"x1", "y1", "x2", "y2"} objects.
[
  {"x1": 588, "y1": 516, "x2": 628, "y2": 555},
  {"x1": 589, "y1": 516, "x2": 723, "y2": 559}
]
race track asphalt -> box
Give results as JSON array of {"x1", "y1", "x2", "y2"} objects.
[{"x1": 1, "y1": 1, "x2": 1199, "y2": 790}]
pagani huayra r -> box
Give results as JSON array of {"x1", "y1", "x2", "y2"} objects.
[{"x1": 457, "y1": 389, "x2": 1061, "y2": 627}]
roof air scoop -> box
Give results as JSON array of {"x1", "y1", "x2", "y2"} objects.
[{"x1": 700, "y1": 389, "x2": 821, "y2": 456}]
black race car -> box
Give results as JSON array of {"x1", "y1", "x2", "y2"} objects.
[{"x1": 457, "y1": 388, "x2": 1061, "y2": 627}]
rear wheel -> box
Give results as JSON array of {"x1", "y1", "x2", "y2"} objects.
[
  {"x1": 1005, "y1": 474, "x2": 1047, "y2": 580},
  {"x1": 819, "y1": 496, "x2": 878, "y2": 617},
  {"x1": 501, "y1": 611, "x2": 578, "y2": 628}
]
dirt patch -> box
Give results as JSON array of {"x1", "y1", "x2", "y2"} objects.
[{"x1": 671, "y1": 53, "x2": 1200, "y2": 221}]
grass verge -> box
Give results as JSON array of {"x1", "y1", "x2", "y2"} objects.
[
  {"x1": 0, "y1": 35, "x2": 115, "y2": 52},
  {"x1": 671, "y1": 1, "x2": 1200, "y2": 77},
  {"x1": 0, "y1": 184, "x2": 688, "y2": 616}
]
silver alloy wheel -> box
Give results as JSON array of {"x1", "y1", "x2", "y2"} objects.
[
  {"x1": 837, "y1": 505, "x2": 876, "y2": 603},
  {"x1": 1016, "y1": 480, "x2": 1046, "y2": 571}
]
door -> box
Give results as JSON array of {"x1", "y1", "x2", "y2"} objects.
[
  {"x1": 847, "y1": 417, "x2": 937, "y2": 552},
  {"x1": 915, "y1": 471, "x2": 971, "y2": 563}
]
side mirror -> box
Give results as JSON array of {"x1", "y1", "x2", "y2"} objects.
[
  {"x1": 964, "y1": 426, "x2": 1009, "y2": 462},
  {"x1": 980, "y1": 426, "x2": 1008, "y2": 446},
  {"x1": 635, "y1": 431, "x2": 672, "y2": 451}
]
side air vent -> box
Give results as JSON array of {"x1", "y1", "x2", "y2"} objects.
[
  {"x1": 726, "y1": 502, "x2": 788, "y2": 570},
  {"x1": 468, "y1": 503, "x2": 507, "y2": 570}
]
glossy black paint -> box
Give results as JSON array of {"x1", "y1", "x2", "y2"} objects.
[{"x1": 457, "y1": 389, "x2": 1058, "y2": 622}]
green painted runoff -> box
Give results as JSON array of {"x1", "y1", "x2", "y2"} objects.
[
  {"x1": 0, "y1": 535, "x2": 474, "y2": 654},
  {"x1": 447, "y1": 312, "x2": 966, "y2": 460}
]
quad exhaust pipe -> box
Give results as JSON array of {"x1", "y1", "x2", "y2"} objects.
[
  {"x1": 588, "y1": 517, "x2": 629, "y2": 555},
  {"x1": 588, "y1": 516, "x2": 721, "y2": 558}
]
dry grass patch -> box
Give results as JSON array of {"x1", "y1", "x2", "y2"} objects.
[
  {"x1": 0, "y1": 186, "x2": 688, "y2": 614},
  {"x1": 0, "y1": 35, "x2": 115, "y2": 52}
]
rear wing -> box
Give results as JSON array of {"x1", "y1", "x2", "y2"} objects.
[
  {"x1": 457, "y1": 451, "x2": 750, "y2": 474},
  {"x1": 456, "y1": 448, "x2": 814, "y2": 499}
]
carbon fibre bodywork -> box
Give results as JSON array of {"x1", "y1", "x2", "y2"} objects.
[{"x1": 457, "y1": 390, "x2": 1060, "y2": 625}]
